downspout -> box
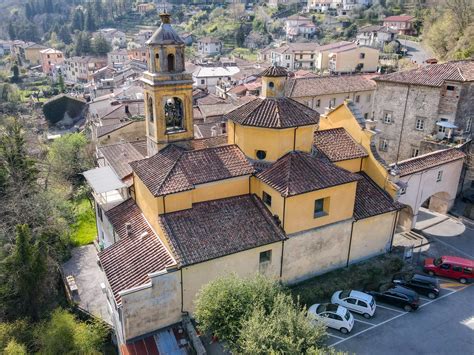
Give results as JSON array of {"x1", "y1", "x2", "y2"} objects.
[
  {"x1": 279, "y1": 240, "x2": 285, "y2": 279},
  {"x1": 163, "y1": 195, "x2": 166, "y2": 214},
  {"x1": 359, "y1": 157, "x2": 363, "y2": 172},
  {"x1": 180, "y1": 268, "x2": 184, "y2": 313},
  {"x1": 389, "y1": 210, "x2": 399, "y2": 252},
  {"x1": 293, "y1": 127, "x2": 298, "y2": 151},
  {"x1": 395, "y1": 85, "x2": 411, "y2": 163},
  {"x1": 346, "y1": 219, "x2": 355, "y2": 267},
  {"x1": 282, "y1": 196, "x2": 287, "y2": 230}
]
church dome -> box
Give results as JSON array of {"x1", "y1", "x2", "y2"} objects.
[{"x1": 147, "y1": 13, "x2": 184, "y2": 46}]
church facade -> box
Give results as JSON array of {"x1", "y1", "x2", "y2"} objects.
[{"x1": 91, "y1": 14, "x2": 406, "y2": 346}]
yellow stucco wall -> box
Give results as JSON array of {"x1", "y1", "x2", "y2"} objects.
[
  {"x1": 282, "y1": 218, "x2": 353, "y2": 283},
  {"x1": 251, "y1": 177, "x2": 285, "y2": 223},
  {"x1": 320, "y1": 104, "x2": 397, "y2": 196},
  {"x1": 262, "y1": 76, "x2": 286, "y2": 98},
  {"x1": 230, "y1": 122, "x2": 316, "y2": 162},
  {"x1": 181, "y1": 241, "x2": 283, "y2": 313},
  {"x1": 350, "y1": 211, "x2": 397, "y2": 263},
  {"x1": 164, "y1": 191, "x2": 192, "y2": 213},
  {"x1": 284, "y1": 182, "x2": 357, "y2": 234},
  {"x1": 332, "y1": 47, "x2": 379, "y2": 73},
  {"x1": 133, "y1": 173, "x2": 163, "y2": 232},
  {"x1": 334, "y1": 158, "x2": 362, "y2": 173},
  {"x1": 192, "y1": 176, "x2": 250, "y2": 203}
]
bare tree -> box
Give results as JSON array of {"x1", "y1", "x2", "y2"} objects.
[{"x1": 445, "y1": 0, "x2": 473, "y2": 32}]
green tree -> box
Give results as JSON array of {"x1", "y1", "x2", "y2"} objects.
[
  {"x1": 8, "y1": 22, "x2": 16, "y2": 40},
  {"x1": 238, "y1": 293, "x2": 327, "y2": 354},
  {"x1": 0, "y1": 225, "x2": 48, "y2": 321},
  {"x1": 11, "y1": 65, "x2": 19, "y2": 83},
  {"x1": 59, "y1": 26, "x2": 72, "y2": 45},
  {"x1": 71, "y1": 8, "x2": 84, "y2": 31},
  {"x1": 47, "y1": 133, "x2": 93, "y2": 189},
  {"x1": 194, "y1": 274, "x2": 283, "y2": 350},
  {"x1": 93, "y1": 35, "x2": 111, "y2": 56},
  {"x1": 3, "y1": 340, "x2": 27, "y2": 355},
  {"x1": 35, "y1": 309, "x2": 107, "y2": 354},
  {"x1": 84, "y1": 4, "x2": 96, "y2": 32},
  {"x1": 58, "y1": 73, "x2": 65, "y2": 93}
]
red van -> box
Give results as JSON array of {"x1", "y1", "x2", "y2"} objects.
[{"x1": 424, "y1": 256, "x2": 474, "y2": 284}]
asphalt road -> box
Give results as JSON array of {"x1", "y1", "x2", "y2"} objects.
[
  {"x1": 331, "y1": 283, "x2": 474, "y2": 355},
  {"x1": 402, "y1": 39, "x2": 434, "y2": 65}
]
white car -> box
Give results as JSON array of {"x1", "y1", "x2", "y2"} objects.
[
  {"x1": 331, "y1": 290, "x2": 376, "y2": 319},
  {"x1": 307, "y1": 303, "x2": 354, "y2": 334}
]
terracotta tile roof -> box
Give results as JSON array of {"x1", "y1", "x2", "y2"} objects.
[
  {"x1": 259, "y1": 65, "x2": 288, "y2": 77},
  {"x1": 314, "y1": 128, "x2": 368, "y2": 162},
  {"x1": 257, "y1": 151, "x2": 361, "y2": 197},
  {"x1": 130, "y1": 144, "x2": 254, "y2": 196},
  {"x1": 99, "y1": 199, "x2": 175, "y2": 304},
  {"x1": 383, "y1": 15, "x2": 414, "y2": 22},
  {"x1": 353, "y1": 172, "x2": 402, "y2": 220},
  {"x1": 286, "y1": 75, "x2": 376, "y2": 98},
  {"x1": 393, "y1": 148, "x2": 466, "y2": 177},
  {"x1": 130, "y1": 140, "x2": 148, "y2": 156},
  {"x1": 98, "y1": 142, "x2": 144, "y2": 179},
  {"x1": 314, "y1": 41, "x2": 354, "y2": 52},
  {"x1": 190, "y1": 135, "x2": 228, "y2": 149},
  {"x1": 159, "y1": 195, "x2": 286, "y2": 266},
  {"x1": 225, "y1": 97, "x2": 319, "y2": 129},
  {"x1": 374, "y1": 60, "x2": 474, "y2": 86},
  {"x1": 97, "y1": 121, "x2": 133, "y2": 138}
]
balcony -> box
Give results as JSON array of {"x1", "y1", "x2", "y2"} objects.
[{"x1": 83, "y1": 166, "x2": 128, "y2": 210}]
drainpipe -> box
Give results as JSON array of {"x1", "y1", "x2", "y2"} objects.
[
  {"x1": 279, "y1": 240, "x2": 285, "y2": 279},
  {"x1": 346, "y1": 220, "x2": 355, "y2": 267},
  {"x1": 389, "y1": 210, "x2": 399, "y2": 252},
  {"x1": 395, "y1": 85, "x2": 411, "y2": 163},
  {"x1": 293, "y1": 127, "x2": 298, "y2": 151},
  {"x1": 180, "y1": 268, "x2": 184, "y2": 313},
  {"x1": 282, "y1": 196, "x2": 287, "y2": 230},
  {"x1": 163, "y1": 195, "x2": 166, "y2": 214}
]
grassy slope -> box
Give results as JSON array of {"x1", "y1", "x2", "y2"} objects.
[{"x1": 71, "y1": 198, "x2": 97, "y2": 246}]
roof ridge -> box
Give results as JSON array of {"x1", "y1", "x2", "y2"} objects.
[
  {"x1": 283, "y1": 151, "x2": 296, "y2": 197},
  {"x1": 156, "y1": 150, "x2": 188, "y2": 195}
]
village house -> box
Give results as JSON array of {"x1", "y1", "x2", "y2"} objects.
[
  {"x1": 328, "y1": 45, "x2": 379, "y2": 74},
  {"x1": 22, "y1": 42, "x2": 47, "y2": 65},
  {"x1": 356, "y1": 25, "x2": 398, "y2": 50},
  {"x1": 284, "y1": 14, "x2": 317, "y2": 40},
  {"x1": 137, "y1": 2, "x2": 156, "y2": 14},
  {"x1": 107, "y1": 49, "x2": 129, "y2": 68},
  {"x1": 382, "y1": 15, "x2": 416, "y2": 36},
  {"x1": 307, "y1": 0, "x2": 372, "y2": 14},
  {"x1": 127, "y1": 47, "x2": 149, "y2": 63},
  {"x1": 196, "y1": 37, "x2": 223, "y2": 56},
  {"x1": 286, "y1": 74, "x2": 376, "y2": 118},
  {"x1": 95, "y1": 28, "x2": 127, "y2": 48},
  {"x1": 64, "y1": 56, "x2": 108, "y2": 83},
  {"x1": 0, "y1": 40, "x2": 12, "y2": 57},
  {"x1": 373, "y1": 60, "x2": 474, "y2": 163},
  {"x1": 39, "y1": 48, "x2": 64, "y2": 75},
  {"x1": 192, "y1": 66, "x2": 240, "y2": 94},
  {"x1": 268, "y1": 42, "x2": 321, "y2": 70}
]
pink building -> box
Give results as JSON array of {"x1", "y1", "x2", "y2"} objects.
[{"x1": 40, "y1": 48, "x2": 64, "y2": 75}]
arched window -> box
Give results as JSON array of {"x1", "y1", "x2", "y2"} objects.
[
  {"x1": 164, "y1": 97, "x2": 183, "y2": 132},
  {"x1": 268, "y1": 81, "x2": 275, "y2": 88},
  {"x1": 167, "y1": 54, "x2": 175, "y2": 72},
  {"x1": 147, "y1": 96, "x2": 154, "y2": 123},
  {"x1": 155, "y1": 53, "x2": 159, "y2": 59}
]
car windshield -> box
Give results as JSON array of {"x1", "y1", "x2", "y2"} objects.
[
  {"x1": 344, "y1": 311, "x2": 350, "y2": 321},
  {"x1": 370, "y1": 298, "x2": 375, "y2": 307},
  {"x1": 434, "y1": 257, "x2": 443, "y2": 266},
  {"x1": 340, "y1": 290, "x2": 351, "y2": 299}
]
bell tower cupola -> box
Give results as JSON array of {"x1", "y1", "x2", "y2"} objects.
[
  {"x1": 260, "y1": 65, "x2": 288, "y2": 98},
  {"x1": 142, "y1": 13, "x2": 194, "y2": 156}
]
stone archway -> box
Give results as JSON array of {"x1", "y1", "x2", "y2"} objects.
[
  {"x1": 426, "y1": 191, "x2": 453, "y2": 214},
  {"x1": 398, "y1": 205, "x2": 414, "y2": 231}
]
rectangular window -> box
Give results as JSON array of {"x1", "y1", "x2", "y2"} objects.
[
  {"x1": 411, "y1": 148, "x2": 419, "y2": 157},
  {"x1": 415, "y1": 118, "x2": 425, "y2": 131},
  {"x1": 314, "y1": 198, "x2": 328, "y2": 218},
  {"x1": 438, "y1": 118, "x2": 448, "y2": 133},
  {"x1": 316, "y1": 99, "x2": 320, "y2": 107},
  {"x1": 466, "y1": 118, "x2": 472, "y2": 133},
  {"x1": 262, "y1": 191, "x2": 272, "y2": 207},
  {"x1": 329, "y1": 98, "x2": 336, "y2": 108},
  {"x1": 200, "y1": 79, "x2": 205, "y2": 85},
  {"x1": 359, "y1": 53, "x2": 365, "y2": 59},
  {"x1": 446, "y1": 85, "x2": 455, "y2": 91},
  {"x1": 437, "y1": 171, "x2": 443, "y2": 182},
  {"x1": 379, "y1": 138, "x2": 388, "y2": 151},
  {"x1": 259, "y1": 250, "x2": 272, "y2": 263},
  {"x1": 366, "y1": 93, "x2": 371, "y2": 103},
  {"x1": 355, "y1": 95, "x2": 360, "y2": 103},
  {"x1": 383, "y1": 111, "x2": 392, "y2": 124},
  {"x1": 364, "y1": 113, "x2": 368, "y2": 120},
  {"x1": 96, "y1": 203, "x2": 103, "y2": 222}
]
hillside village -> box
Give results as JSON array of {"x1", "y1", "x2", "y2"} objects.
[{"x1": 0, "y1": 1, "x2": 473, "y2": 354}]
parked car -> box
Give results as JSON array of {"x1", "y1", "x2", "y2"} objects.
[
  {"x1": 392, "y1": 273, "x2": 440, "y2": 299},
  {"x1": 368, "y1": 286, "x2": 419, "y2": 312},
  {"x1": 424, "y1": 256, "x2": 474, "y2": 284},
  {"x1": 307, "y1": 303, "x2": 354, "y2": 334},
  {"x1": 331, "y1": 290, "x2": 376, "y2": 318}
]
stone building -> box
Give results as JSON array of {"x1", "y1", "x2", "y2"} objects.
[{"x1": 373, "y1": 61, "x2": 474, "y2": 164}]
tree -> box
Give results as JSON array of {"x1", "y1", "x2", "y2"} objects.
[
  {"x1": 8, "y1": 22, "x2": 16, "y2": 40},
  {"x1": 93, "y1": 35, "x2": 111, "y2": 56},
  {"x1": 84, "y1": 4, "x2": 96, "y2": 32},
  {"x1": 59, "y1": 26, "x2": 72, "y2": 45},
  {"x1": 0, "y1": 225, "x2": 48, "y2": 321},
  {"x1": 10, "y1": 65, "x2": 20, "y2": 83},
  {"x1": 71, "y1": 8, "x2": 84, "y2": 31},
  {"x1": 47, "y1": 133, "x2": 93, "y2": 189},
  {"x1": 3, "y1": 340, "x2": 27, "y2": 355},
  {"x1": 445, "y1": 0, "x2": 473, "y2": 33},
  {"x1": 58, "y1": 73, "x2": 65, "y2": 93},
  {"x1": 238, "y1": 293, "x2": 327, "y2": 354},
  {"x1": 194, "y1": 274, "x2": 283, "y2": 350},
  {"x1": 35, "y1": 309, "x2": 107, "y2": 354}
]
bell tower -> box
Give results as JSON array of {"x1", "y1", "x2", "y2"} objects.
[{"x1": 142, "y1": 13, "x2": 194, "y2": 156}]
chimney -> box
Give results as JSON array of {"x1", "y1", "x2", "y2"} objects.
[{"x1": 125, "y1": 223, "x2": 132, "y2": 237}]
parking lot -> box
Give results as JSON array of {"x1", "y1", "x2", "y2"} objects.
[{"x1": 326, "y1": 277, "x2": 473, "y2": 354}]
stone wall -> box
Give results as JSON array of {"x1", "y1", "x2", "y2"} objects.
[{"x1": 374, "y1": 81, "x2": 441, "y2": 163}]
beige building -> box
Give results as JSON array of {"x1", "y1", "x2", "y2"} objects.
[
  {"x1": 267, "y1": 42, "x2": 322, "y2": 70},
  {"x1": 328, "y1": 45, "x2": 379, "y2": 73},
  {"x1": 23, "y1": 42, "x2": 47, "y2": 65},
  {"x1": 286, "y1": 74, "x2": 376, "y2": 119},
  {"x1": 40, "y1": 48, "x2": 64, "y2": 75},
  {"x1": 64, "y1": 56, "x2": 107, "y2": 83}
]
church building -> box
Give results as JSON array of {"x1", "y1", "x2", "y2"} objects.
[{"x1": 86, "y1": 13, "x2": 405, "y2": 347}]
